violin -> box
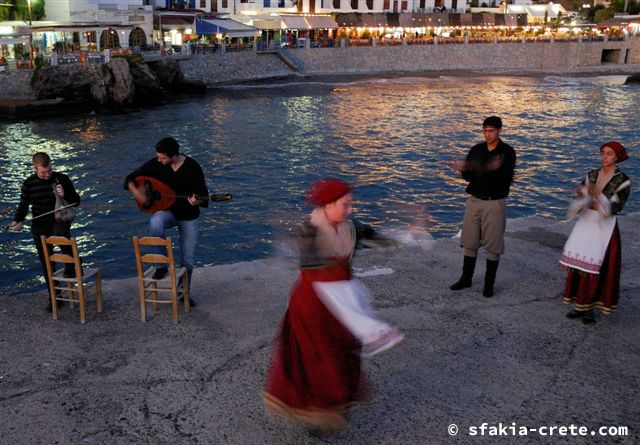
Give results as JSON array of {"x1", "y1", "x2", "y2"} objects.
[{"x1": 134, "y1": 176, "x2": 232, "y2": 214}]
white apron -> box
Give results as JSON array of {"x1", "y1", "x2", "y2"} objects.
[
  {"x1": 560, "y1": 209, "x2": 616, "y2": 274},
  {"x1": 313, "y1": 279, "x2": 404, "y2": 358}
]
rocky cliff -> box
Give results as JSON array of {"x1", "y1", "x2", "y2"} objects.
[{"x1": 28, "y1": 56, "x2": 175, "y2": 112}]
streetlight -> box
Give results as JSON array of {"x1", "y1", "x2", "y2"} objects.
[{"x1": 27, "y1": 0, "x2": 32, "y2": 26}]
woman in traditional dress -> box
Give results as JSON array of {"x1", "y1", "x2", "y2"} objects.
[
  {"x1": 263, "y1": 178, "x2": 403, "y2": 433},
  {"x1": 560, "y1": 141, "x2": 631, "y2": 325}
]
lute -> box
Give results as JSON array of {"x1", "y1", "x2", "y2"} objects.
[{"x1": 134, "y1": 176, "x2": 232, "y2": 214}]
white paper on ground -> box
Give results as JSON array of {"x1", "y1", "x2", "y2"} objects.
[{"x1": 353, "y1": 267, "x2": 394, "y2": 278}]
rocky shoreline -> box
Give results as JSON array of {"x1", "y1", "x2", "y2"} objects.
[
  {"x1": 0, "y1": 56, "x2": 204, "y2": 118},
  {"x1": 0, "y1": 54, "x2": 638, "y2": 118}
]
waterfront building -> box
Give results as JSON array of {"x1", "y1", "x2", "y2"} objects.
[
  {"x1": 42, "y1": 0, "x2": 153, "y2": 50},
  {"x1": 151, "y1": 0, "x2": 298, "y2": 15},
  {"x1": 151, "y1": 0, "x2": 469, "y2": 15},
  {"x1": 151, "y1": 0, "x2": 470, "y2": 46},
  {"x1": 472, "y1": 3, "x2": 568, "y2": 24},
  {"x1": 0, "y1": 22, "x2": 31, "y2": 69}
]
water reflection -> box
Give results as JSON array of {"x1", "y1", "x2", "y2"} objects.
[{"x1": 1, "y1": 75, "x2": 638, "y2": 294}]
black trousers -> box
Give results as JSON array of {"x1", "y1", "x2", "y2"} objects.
[{"x1": 31, "y1": 222, "x2": 72, "y2": 297}]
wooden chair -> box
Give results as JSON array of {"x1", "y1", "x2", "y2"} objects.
[
  {"x1": 41, "y1": 236, "x2": 103, "y2": 324},
  {"x1": 132, "y1": 236, "x2": 190, "y2": 324}
]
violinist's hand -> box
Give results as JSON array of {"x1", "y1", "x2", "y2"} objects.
[
  {"x1": 55, "y1": 184, "x2": 65, "y2": 198},
  {"x1": 10, "y1": 220, "x2": 23, "y2": 231},
  {"x1": 188, "y1": 194, "x2": 199, "y2": 206}
]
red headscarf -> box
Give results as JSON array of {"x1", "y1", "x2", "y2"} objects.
[
  {"x1": 307, "y1": 178, "x2": 352, "y2": 207},
  {"x1": 600, "y1": 141, "x2": 629, "y2": 163}
]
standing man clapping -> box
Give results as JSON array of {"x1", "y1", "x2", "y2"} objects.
[{"x1": 449, "y1": 116, "x2": 516, "y2": 297}]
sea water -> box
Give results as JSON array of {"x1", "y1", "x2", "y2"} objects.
[{"x1": 1, "y1": 75, "x2": 638, "y2": 293}]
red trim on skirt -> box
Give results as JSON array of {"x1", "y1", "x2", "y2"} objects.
[{"x1": 563, "y1": 223, "x2": 621, "y2": 314}]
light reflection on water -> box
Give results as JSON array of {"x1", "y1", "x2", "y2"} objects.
[{"x1": 1, "y1": 75, "x2": 638, "y2": 294}]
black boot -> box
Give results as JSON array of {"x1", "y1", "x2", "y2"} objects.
[
  {"x1": 582, "y1": 309, "x2": 596, "y2": 325},
  {"x1": 483, "y1": 259, "x2": 499, "y2": 297},
  {"x1": 450, "y1": 256, "x2": 476, "y2": 290},
  {"x1": 152, "y1": 267, "x2": 168, "y2": 280},
  {"x1": 63, "y1": 258, "x2": 83, "y2": 278},
  {"x1": 566, "y1": 308, "x2": 584, "y2": 319}
]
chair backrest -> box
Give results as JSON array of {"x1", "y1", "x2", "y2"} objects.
[
  {"x1": 132, "y1": 236, "x2": 176, "y2": 276},
  {"x1": 40, "y1": 235, "x2": 82, "y2": 277}
]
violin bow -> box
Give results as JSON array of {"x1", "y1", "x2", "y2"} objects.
[{"x1": 2, "y1": 202, "x2": 79, "y2": 232}]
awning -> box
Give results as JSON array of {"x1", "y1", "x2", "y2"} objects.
[
  {"x1": 361, "y1": 14, "x2": 379, "y2": 27},
  {"x1": 460, "y1": 13, "x2": 473, "y2": 26},
  {"x1": 335, "y1": 13, "x2": 359, "y2": 27},
  {"x1": 155, "y1": 15, "x2": 196, "y2": 29},
  {"x1": 448, "y1": 14, "x2": 462, "y2": 27},
  {"x1": 471, "y1": 13, "x2": 484, "y2": 26},
  {"x1": 0, "y1": 36, "x2": 31, "y2": 45},
  {"x1": 252, "y1": 19, "x2": 282, "y2": 31},
  {"x1": 407, "y1": 13, "x2": 429, "y2": 27},
  {"x1": 431, "y1": 13, "x2": 449, "y2": 26},
  {"x1": 374, "y1": 13, "x2": 390, "y2": 27},
  {"x1": 305, "y1": 16, "x2": 338, "y2": 29},
  {"x1": 384, "y1": 13, "x2": 397, "y2": 27},
  {"x1": 281, "y1": 15, "x2": 310, "y2": 30},
  {"x1": 482, "y1": 13, "x2": 495, "y2": 26},
  {"x1": 196, "y1": 19, "x2": 259, "y2": 38},
  {"x1": 399, "y1": 14, "x2": 413, "y2": 28},
  {"x1": 504, "y1": 14, "x2": 519, "y2": 27}
]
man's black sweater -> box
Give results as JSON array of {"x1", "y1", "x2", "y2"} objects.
[
  {"x1": 124, "y1": 156, "x2": 208, "y2": 221},
  {"x1": 462, "y1": 139, "x2": 516, "y2": 199},
  {"x1": 14, "y1": 172, "x2": 81, "y2": 227}
]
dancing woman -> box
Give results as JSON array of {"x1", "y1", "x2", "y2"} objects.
[
  {"x1": 263, "y1": 179, "x2": 402, "y2": 433},
  {"x1": 560, "y1": 141, "x2": 631, "y2": 324}
]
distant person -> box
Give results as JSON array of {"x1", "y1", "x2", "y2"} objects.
[
  {"x1": 263, "y1": 179, "x2": 402, "y2": 434},
  {"x1": 10, "y1": 152, "x2": 81, "y2": 312},
  {"x1": 125, "y1": 137, "x2": 208, "y2": 305},
  {"x1": 561, "y1": 142, "x2": 630, "y2": 324},
  {"x1": 449, "y1": 116, "x2": 516, "y2": 297}
]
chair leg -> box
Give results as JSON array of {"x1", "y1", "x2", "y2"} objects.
[
  {"x1": 151, "y1": 282, "x2": 158, "y2": 312},
  {"x1": 171, "y1": 285, "x2": 178, "y2": 324},
  {"x1": 139, "y1": 285, "x2": 147, "y2": 323},
  {"x1": 67, "y1": 282, "x2": 75, "y2": 309},
  {"x1": 183, "y1": 273, "x2": 190, "y2": 313},
  {"x1": 95, "y1": 270, "x2": 103, "y2": 313},
  {"x1": 78, "y1": 282, "x2": 86, "y2": 324},
  {"x1": 51, "y1": 291, "x2": 58, "y2": 320}
]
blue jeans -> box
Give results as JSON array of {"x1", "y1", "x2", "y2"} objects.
[{"x1": 149, "y1": 211, "x2": 199, "y2": 288}]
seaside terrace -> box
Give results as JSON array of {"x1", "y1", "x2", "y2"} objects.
[{"x1": 1, "y1": 11, "x2": 638, "y2": 71}]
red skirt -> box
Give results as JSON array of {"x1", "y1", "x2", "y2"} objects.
[
  {"x1": 563, "y1": 223, "x2": 621, "y2": 314},
  {"x1": 264, "y1": 262, "x2": 367, "y2": 430}
]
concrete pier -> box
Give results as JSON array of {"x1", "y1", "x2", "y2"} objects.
[{"x1": 1, "y1": 214, "x2": 639, "y2": 444}]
